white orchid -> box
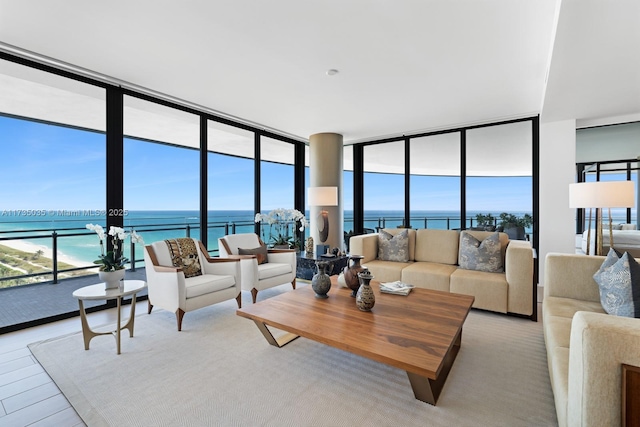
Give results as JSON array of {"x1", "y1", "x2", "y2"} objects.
[
  {"x1": 86, "y1": 223, "x2": 144, "y2": 271},
  {"x1": 254, "y1": 208, "x2": 308, "y2": 247}
]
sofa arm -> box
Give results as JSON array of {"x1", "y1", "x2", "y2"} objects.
[
  {"x1": 504, "y1": 240, "x2": 534, "y2": 316},
  {"x1": 567, "y1": 311, "x2": 640, "y2": 427},
  {"x1": 349, "y1": 234, "x2": 378, "y2": 263}
]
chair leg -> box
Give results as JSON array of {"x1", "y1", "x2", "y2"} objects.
[
  {"x1": 176, "y1": 309, "x2": 185, "y2": 331},
  {"x1": 291, "y1": 278, "x2": 296, "y2": 290},
  {"x1": 235, "y1": 293, "x2": 242, "y2": 308},
  {"x1": 251, "y1": 288, "x2": 258, "y2": 304},
  {"x1": 148, "y1": 300, "x2": 153, "y2": 314}
]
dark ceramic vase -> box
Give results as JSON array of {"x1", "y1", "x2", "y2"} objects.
[
  {"x1": 344, "y1": 255, "x2": 365, "y2": 297},
  {"x1": 311, "y1": 261, "x2": 332, "y2": 299},
  {"x1": 356, "y1": 269, "x2": 375, "y2": 311}
]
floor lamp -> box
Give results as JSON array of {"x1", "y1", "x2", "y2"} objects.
[
  {"x1": 569, "y1": 181, "x2": 635, "y2": 255},
  {"x1": 308, "y1": 186, "x2": 338, "y2": 254}
]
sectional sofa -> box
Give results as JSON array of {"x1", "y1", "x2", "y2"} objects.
[
  {"x1": 543, "y1": 253, "x2": 640, "y2": 427},
  {"x1": 349, "y1": 228, "x2": 534, "y2": 318}
]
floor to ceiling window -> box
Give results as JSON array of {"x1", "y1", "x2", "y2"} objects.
[
  {"x1": 259, "y1": 136, "x2": 296, "y2": 247},
  {"x1": 363, "y1": 141, "x2": 405, "y2": 231},
  {"x1": 466, "y1": 121, "x2": 533, "y2": 235},
  {"x1": 123, "y1": 95, "x2": 200, "y2": 263},
  {"x1": 410, "y1": 133, "x2": 461, "y2": 230},
  {"x1": 0, "y1": 59, "x2": 106, "y2": 288},
  {"x1": 207, "y1": 121, "x2": 255, "y2": 251}
]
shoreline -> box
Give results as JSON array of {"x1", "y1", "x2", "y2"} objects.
[{"x1": 0, "y1": 240, "x2": 88, "y2": 269}]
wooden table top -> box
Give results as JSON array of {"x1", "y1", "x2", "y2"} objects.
[{"x1": 237, "y1": 282, "x2": 474, "y2": 379}]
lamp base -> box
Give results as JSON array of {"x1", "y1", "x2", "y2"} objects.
[{"x1": 316, "y1": 244, "x2": 329, "y2": 256}]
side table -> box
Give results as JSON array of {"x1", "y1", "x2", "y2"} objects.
[
  {"x1": 72, "y1": 279, "x2": 146, "y2": 355},
  {"x1": 296, "y1": 251, "x2": 348, "y2": 280}
]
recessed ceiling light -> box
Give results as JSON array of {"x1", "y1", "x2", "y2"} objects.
[{"x1": 326, "y1": 69, "x2": 339, "y2": 76}]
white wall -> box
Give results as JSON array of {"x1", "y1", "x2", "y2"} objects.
[{"x1": 539, "y1": 119, "x2": 577, "y2": 286}]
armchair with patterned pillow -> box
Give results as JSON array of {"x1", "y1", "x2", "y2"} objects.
[
  {"x1": 143, "y1": 237, "x2": 241, "y2": 331},
  {"x1": 218, "y1": 233, "x2": 297, "y2": 303}
]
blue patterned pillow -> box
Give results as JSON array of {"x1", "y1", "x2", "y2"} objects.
[
  {"x1": 377, "y1": 229, "x2": 409, "y2": 262},
  {"x1": 593, "y1": 249, "x2": 640, "y2": 318},
  {"x1": 458, "y1": 231, "x2": 503, "y2": 273}
]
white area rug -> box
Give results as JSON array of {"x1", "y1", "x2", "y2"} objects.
[{"x1": 29, "y1": 284, "x2": 558, "y2": 426}]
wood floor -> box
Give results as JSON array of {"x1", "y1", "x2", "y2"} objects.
[{"x1": 0, "y1": 301, "x2": 144, "y2": 427}]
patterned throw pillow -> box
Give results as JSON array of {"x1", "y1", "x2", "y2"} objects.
[
  {"x1": 458, "y1": 231, "x2": 503, "y2": 273},
  {"x1": 378, "y1": 229, "x2": 409, "y2": 262},
  {"x1": 165, "y1": 238, "x2": 203, "y2": 278},
  {"x1": 238, "y1": 245, "x2": 268, "y2": 265},
  {"x1": 593, "y1": 248, "x2": 640, "y2": 317}
]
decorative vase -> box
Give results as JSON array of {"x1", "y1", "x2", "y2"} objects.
[
  {"x1": 99, "y1": 269, "x2": 125, "y2": 290},
  {"x1": 343, "y1": 255, "x2": 365, "y2": 297},
  {"x1": 305, "y1": 236, "x2": 314, "y2": 254},
  {"x1": 311, "y1": 261, "x2": 332, "y2": 299},
  {"x1": 356, "y1": 269, "x2": 375, "y2": 312}
]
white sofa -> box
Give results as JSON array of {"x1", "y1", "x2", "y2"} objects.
[
  {"x1": 349, "y1": 228, "x2": 535, "y2": 318},
  {"x1": 543, "y1": 253, "x2": 640, "y2": 427}
]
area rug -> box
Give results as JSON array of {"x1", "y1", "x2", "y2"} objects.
[{"x1": 29, "y1": 284, "x2": 558, "y2": 426}]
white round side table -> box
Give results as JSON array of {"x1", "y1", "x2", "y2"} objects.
[{"x1": 72, "y1": 279, "x2": 146, "y2": 355}]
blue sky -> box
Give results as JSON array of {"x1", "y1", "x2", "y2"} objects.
[{"x1": 1, "y1": 115, "x2": 536, "y2": 213}]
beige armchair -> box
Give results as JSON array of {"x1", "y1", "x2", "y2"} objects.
[
  {"x1": 143, "y1": 238, "x2": 241, "y2": 331},
  {"x1": 218, "y1": 233, "x2": 296, "y2": 303}
]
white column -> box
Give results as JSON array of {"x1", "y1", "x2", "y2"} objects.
[
  {"x1": 539, "y1": 119, "x2": 577, "y2": 290},
  {"x1": 309, "y1": 133, "x2": 343, "y2": 251}
]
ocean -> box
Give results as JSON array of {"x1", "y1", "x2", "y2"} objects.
[{"x1": 0, "y1": 209, "x2": 536, "y2": 266}]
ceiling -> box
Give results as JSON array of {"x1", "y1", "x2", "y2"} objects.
[{"x1": 0, "y1": 0, "x2": 638, "y2": 145}]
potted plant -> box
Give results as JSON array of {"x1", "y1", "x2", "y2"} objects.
[
  {"x1": 473, "y1": 213, "x2": 496, "y2": 231},
  {"x1": 497, "y1": 213, "x2": 532, "y2": 240},
  {"x1": 254, "y1": 208, "x2": 308, "y2": 249},
  {"x1": 86, "y1": 223, "x2": 144, "y2": 288}
]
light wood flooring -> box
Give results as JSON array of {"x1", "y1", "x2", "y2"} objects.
[{"x1": 0, "y1": 301, "x2": 145, "y2": 427}]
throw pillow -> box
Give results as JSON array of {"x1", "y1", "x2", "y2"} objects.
[
  {"x1": 593, "y1": 248, "x2": 640, "y2": 317},
  {"x1": 238, "y1": 245, "x2": 268, "y2": 265},
  {"x1": 378, "y1": 229, "x2": 409, "y2": 262},
  {"x1": 165, "y1": 238, "x2": 203, "y2": 278},
  {"x1": 458, "y1": 231, "x2": 503, "y2": 273}
]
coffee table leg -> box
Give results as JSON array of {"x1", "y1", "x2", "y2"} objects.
[
  {"x1": 407, "y1": 328, "x2": 463, "y2": 405},
  {"x1": 253, "y1": 321, "x2": 299, "y2": 347}
]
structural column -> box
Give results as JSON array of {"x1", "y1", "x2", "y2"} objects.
[{"x1": 309, "y1": 133, "x2": 343, "y2": 251}]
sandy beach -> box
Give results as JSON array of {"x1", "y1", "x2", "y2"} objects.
[{"x1": 0, "y1": 239, "x2": 88, "y2": 268}]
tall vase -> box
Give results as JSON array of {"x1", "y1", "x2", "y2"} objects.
[
  {"x1": 99, "y1": 269, "x2": 125, "y2": 290},
  {"x1": 343, "y1": 255, "x2": 365, "y2": 297},
  {"x1": 356, "y1": 269, "x2": 375, "y2": 312},
  {"x1": 311, "y1": 261, "x2": 332, "y2": 299}
]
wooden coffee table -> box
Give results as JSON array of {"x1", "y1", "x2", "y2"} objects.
[{"x1": 236, "y1": 280, "x2": 474, "y2": 405}]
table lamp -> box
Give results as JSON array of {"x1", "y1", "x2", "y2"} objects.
[
  {"x1": 569, "y1": 181, "x2": 635, "y2": 255},
  {"x1": 308, "y1": 186, "x2": 338, "y2": 254}
]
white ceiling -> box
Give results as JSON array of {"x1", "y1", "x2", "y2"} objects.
[{"x1": 0, "y1": 0, "x2": 638, "y2": 145}]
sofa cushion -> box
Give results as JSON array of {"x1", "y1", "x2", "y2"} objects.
[
  {"x1": 414, "y1": 229, "x2": 459, "y2": 265},
  {"x1": 450, "y1": 268, "x2": 508, "y2": 313},
  {"x1": 593, "y1": 249, "x2": 640, "y2": 317},
  {"x1": 257, "y1": 262, "x2": 292, "y2": 280},
  {"x1": 238, "y1": 244, "x2": 268, "y2": 264},
  {"x1": 458, "y1": 231, "x2": 503, "y2": 273},
  {"x1": 401, "y1": 261, "x2": 457, "y2": 292},
  {"x1": 360, "y1": 259, "x2": 408, "y2": 283},
  {"x1": 378, "y1": 229, "x2": 410, "y2": 262}
]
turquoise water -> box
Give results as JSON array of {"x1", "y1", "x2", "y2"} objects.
[{"x1": 0, "y1": 209, "x2": 536, "y2": 265}]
